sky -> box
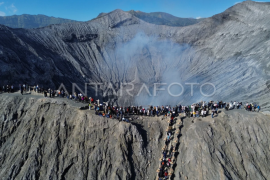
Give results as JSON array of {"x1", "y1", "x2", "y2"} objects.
[{"x1": 0, "y1": 0, "x2": 269, "y2": 21}]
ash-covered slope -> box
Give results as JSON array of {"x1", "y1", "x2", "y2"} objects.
[
  {"x1": 0, "y1": 94, "x2": 167, "y2": 179},
  {"x1": 127, "y1": 10, "x2": 202, "y2": 27},
  {"x1": 96, "y1": 10, "x2": 202, "y2": 27},
  {"x1": 0, "y1": 14, "x2": 78, "y2": 29},
  {"x1": 1, "y1": 93, "x2": 270, "y2": 180},
  {"x1": 176, "y1": 111, "x2": 270, "y2": 180},
  {"x1": 0, "y1": 1, "x2": 270, "y2": 109}
]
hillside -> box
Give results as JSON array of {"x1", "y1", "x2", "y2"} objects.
[
  {"x1": 0, "y1": 1, "x2": 269, "y2": 109},
  {"x1": 1, "y1": 92, "x2": 270, "y2": 179},
  {"x1": 2, "y1": 1, "x2": 270, "y2": 179},
  {"x1": 0, "y1": 93, "x2": 168, "y2": 179},
  {"x1": 0, "y1": 14, "x2": 78, "y2": 28},
  {"x1": 128, "y1": 10, "x2": 202, "y2": 27},
  {"x1": 96, "y1": 10, "x2": 202, "y2": 27}
]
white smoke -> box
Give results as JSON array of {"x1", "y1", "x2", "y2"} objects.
[{"x1": 106, "y1": 32, "x2": 214, "y2": 106}]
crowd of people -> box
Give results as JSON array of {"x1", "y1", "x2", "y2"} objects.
[
  {"x1": 1, "y1": 84, "x2": 262, "y2": 118},
  {"x1": 91, "y1": 100, "x2": 261, "y2": 120},
  {"x1": 0, "y1": 84, "x2": 30, "y2": 94},
  {"x1": 31, "y1": 86, "x2": 262, "y2": 119},
  {"x1": 0, "y1": 85, "x2": 15, "y2": 93},
  {"x1": 19, "y1": 84, "x2": 31, "y2": 95},
  {"x1": 244, "y1": 103, "x2": 260, "y2": 112},
  {"x1": 157, "y1": 111, "x2": 181, "y2": 179},
  {"x1": 0, "y1": 84, "x2": 264, "y2": 178},
  {"x1": 32, "y1": 86, "x2": 92, "y2": 103}
]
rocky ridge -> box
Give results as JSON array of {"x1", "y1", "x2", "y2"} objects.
[
  {"x1": 0, "y1": 14, "x2": 78, "y2": 29},
  {"x1": 1, "y1": 92, "x2": 270, "y2": 179},
  {"x1": 0, "y1": 93, "x2": 168, "y2": 179}
]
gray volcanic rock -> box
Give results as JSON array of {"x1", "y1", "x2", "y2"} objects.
[
  {"x1": 1, "y1": 91, "x2": 270, "y2": 180},
  {"x1": 96, "y1": 10, "x2": 202, "y2": 27},
  {"x1": 127, "y1": 10, "x2": 202, "y2": 27},
  {"x1": 0, "y1": 94, "x2": 168, "y2": 179},
  {"x1": 176, "y1": 110, "x2": 270, "y2": 180},
  {"x1": 0, "y1": 1, "x2": 270, "y2": 110},
  {"x1": 1, "y1": 2, "x2": 270, "y2": 179},
  {"x1": 96, "y1": 13, "x2": 108, "y2": 18}
]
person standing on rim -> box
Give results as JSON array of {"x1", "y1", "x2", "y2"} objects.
[
  {"x1": 6, "y1": 85, "x2": 9, "y2": 93},
  {"x1": 89, "y1": 101, "x2": 92, "y2": 110},
  {"x1": 21, "y1": 84, "x2": 24, "y2": 95},
  {"x1": 11, "y1": 85, "x2": 13, "y2": 93},
  {"x1": 49, "y1": 88, "x2": 52, "y2": 98}
]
